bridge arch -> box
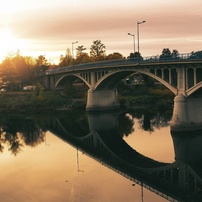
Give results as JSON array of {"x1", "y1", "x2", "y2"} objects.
[
  {"x1": 94, "y1": 69, "x2": 177, "y2": 95},
  {"x1": 186, "y1": 81, "x2": 202, "y2": 96},
  {"x1": 138, "y1": 69, "x2": 177, "y2": 94},
  {"x1": 187, "y1": 68, "x2": 194, "y2": 89},
  {"x1": 196, "y1": 68, "x2": 202, "y2": 83},
  {"x1": 55, "y1": 73, "x2": 91, "y2": 89}
]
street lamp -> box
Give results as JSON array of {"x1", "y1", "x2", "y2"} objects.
[
  {"x1": 72, "y1": 41, "x2": 78, "y2": 59},
  {"x1": 128, "y1": 33, "x2": 135, "y2": 54},
  {"x1": 72, "y1": 41, "x2": 78, "y2": 66},
  {"x1": 137, "y1": 20, "x2": 146, "y2": 62}
]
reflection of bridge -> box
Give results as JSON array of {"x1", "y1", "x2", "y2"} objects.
[
  {"x1": 41, "y1": 53, "x2": 202, "y2": 131},
  {"x1": 46, "y1": 111, "x2": 202, "y2": 202}
]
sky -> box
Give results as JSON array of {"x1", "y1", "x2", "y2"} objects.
[{"x1": 0, "y1": 0, "x2": 202, "y2": 64}]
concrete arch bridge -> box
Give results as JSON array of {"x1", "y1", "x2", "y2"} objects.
[{"x1": 42, "y1": 53, "x2": 202, "y2": 131}]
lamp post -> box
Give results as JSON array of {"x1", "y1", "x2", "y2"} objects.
[
  {"x1": 72, "y1": 41, "x2": 78, "y2": 65},
  {"x1": 137, "y1": 20, "x2": 146, "y2": 62},
  {"x1": 128, "y1": 33, "x2": 135, "y2": 54}
]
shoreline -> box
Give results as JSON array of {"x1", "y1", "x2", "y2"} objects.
[{"x1": 0, "y1": 90, "x2": 173, "y2": 114}]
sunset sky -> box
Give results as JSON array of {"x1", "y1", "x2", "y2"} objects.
[{"x1": 1, "y1": 0, "x2": 202, "y2": 63}]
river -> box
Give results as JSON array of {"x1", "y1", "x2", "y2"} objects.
[{"x1": 0, "y1": 108, "x2": 201, "y2": 202}]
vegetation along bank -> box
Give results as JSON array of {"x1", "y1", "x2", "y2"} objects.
[{"x1": 0, "y1": 81, "x2": 174, "y2": 114}]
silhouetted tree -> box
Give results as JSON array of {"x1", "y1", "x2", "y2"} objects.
[
  {"x1": 171, "y1": 49, "x2": 179, "y2": 58},
  {"x1": 35, "y1": 55, "x2": 49, "y2": 73},
  {"x1": 59, "y1": 48, "x2": 73, "y2": 67},
  {"x1": 90, "y1": 40, "x2": 106, "y2": 58},
  {"x1": 161, "y1": 48, "x2": 171, "y2": 56},
  {"x1": 76, "y1": 45, "x2": 86, "y2": 57},
  {"x1": 160, "y1": 48, "x2": 179, "y2": 60},
  {"x1": 128, "y1": 51, "x2": 141, "y2": 59},
  {"x1": 75, "y1": 52, "x2": 92, "y2": 64},
  {"x1": 106, "y1": 52, "x2": 124, "y2": 60},
  {"x1": 189, "y1": 50, "x2": 202, "y2": 59}
]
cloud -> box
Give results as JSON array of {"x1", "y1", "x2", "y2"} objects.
[{"x1": 2, "y1": 0, "x2": 201, "y2": 61}]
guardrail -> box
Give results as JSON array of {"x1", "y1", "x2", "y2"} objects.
[{"x1": 44, "y1": 52, "x2": 202, "y2": 75}]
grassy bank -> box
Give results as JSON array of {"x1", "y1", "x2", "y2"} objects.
[
  {"x1": 0, "y1": 91, "x2": 85, "y2": 113},
  {"x1": 0, "y1": 84, "x2": 174, "y2": 113},
  {"x1": 118, "y1": 84, "x2": 174, "y2": 111}
]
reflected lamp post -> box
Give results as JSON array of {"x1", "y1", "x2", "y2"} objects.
[
  {"x1": 128, "y1": 33, "x2": 135, "y2": 55},
  {"x1": 72, "y1": 41, "x2": 78, "y2": 65},
  {"x1": 137, "y1": 20, "x2": 146, "y2": 62}
]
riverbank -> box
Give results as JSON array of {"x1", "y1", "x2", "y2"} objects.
[
  {"x1": 0, "y1": 91, "x2": 85, "y2": 114},
  {"x1": 0, "y1": 86, "x2": 174, "y2": 114}
]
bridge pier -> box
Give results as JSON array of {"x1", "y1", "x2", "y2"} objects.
[
  {"x1": 171, "y1": 94, "x2": 202, "y2": 131},
  {"x1": 86, "y1": 89, "x2": 120, "y2": 111},
  {"x1": 43, "y1": 75, "x2": 55, "y2": 90}
]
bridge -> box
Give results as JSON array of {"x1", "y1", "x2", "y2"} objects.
[
  {"x1": 41, "y1": 52, "x2": 202, "y2": 131},
  {"x1": 46, "y1": 111, "x2": 202, "y2": 202}
]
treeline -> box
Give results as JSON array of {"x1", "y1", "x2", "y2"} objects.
[
  {"x1": 0, "y1": 51, "x2": 50, "y2": 91},
  {"x1": 0, "y1": 40, "x2": 125, "y2": 91},
  {"x1": 58, "y1": 40, "x2": 124, "y2": 67},
  {"x1": 0, "y1": 39, "x2": 201, "y2": 91}
]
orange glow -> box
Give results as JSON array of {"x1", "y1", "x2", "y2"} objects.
[
  {"x1": 0, "y1": 0, "x2": 201, "y2": 63},
  {"x1": 0, "y1": 29, "x2": 27, "y2": 61}
]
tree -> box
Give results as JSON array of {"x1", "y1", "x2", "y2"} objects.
[
  {"x1": 171, "y1": 49, "x2": 179, "y2": 58},
  {"x1": 106, "y1": 52, "x2": 124, "y2": 60},
  {"x1": 34, "y1": 55, "x2": 49, "y2": 76},
  {"x1": 36, "y1": 55, "x2": 48, "y2": 67},
  {"x1": 189, "y1": 50, "x2": 202, "y2": 59},
  {"x1": 76, "y1": 45, "x2": 86, "y2": 57},
  {"x1": 160, "y1": 48, "x2": 180, "y2": 60},
  {"x1": 90, "y1": 40, "x2": 106, "y2": 58},
  {"x1": 12, "y1": 54, "x2": 30, "y2": 86},
  {"x1": 75, "y1": 52, "x2": 92, "y2": 65},
  {"x1": 161, "y1": 48, "x2": 171, "y2": 56},
  {"x1": 59, "y1": 48, "x2": 73, "y2": 67},
  {"x1": 0, "y1": 57, "x2": 15, "y2": 91},
  {"x1": 0, "y1": 50, "x2": 42, "y2": 90},
  {"x1": 24, "y1": 56, "x2": 37, "y2": 82},
  {"x1": 159, "y1": 48, "x2": 172, "y2": 60},
  {"x1": 1, "y1": 50, "x2": 33, "y2": 91},
  {"x1": 127, "y1": 52, "x2": 142, "y2": 60}
]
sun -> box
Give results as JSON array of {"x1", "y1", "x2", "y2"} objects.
[{"x1": 0, "y1": 29, "x2": 27, "y2": 62}]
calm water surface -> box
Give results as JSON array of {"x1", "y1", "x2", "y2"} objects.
[{"x1": 0, "y1": 109, "x2": 201, "y2": 202}]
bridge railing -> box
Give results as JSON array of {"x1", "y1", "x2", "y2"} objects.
[{"x1": 45, "y1": 52, "x2": 202, "y2": 75}]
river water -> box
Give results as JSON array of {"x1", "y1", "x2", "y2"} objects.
[{"x1": 0, "y1": 108, "x2": 201, "y2": 202}]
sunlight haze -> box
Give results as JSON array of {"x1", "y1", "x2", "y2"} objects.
[{"x1": 0, "y1": 0, "x2": 201, "y2": 63}]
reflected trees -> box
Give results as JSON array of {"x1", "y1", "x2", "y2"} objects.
[
  {"x1": 128, "y1": 107, "x2": 172, "y2": 133},
  {"x1": 118, "y1": 112, "x2": 134, "y2": 137},
  {"x1": 0, "y1": 116, "x2": 46, "y2": 155},
  {"x1": 0, "y1": 107, "x2": 172, "y2": 155}
]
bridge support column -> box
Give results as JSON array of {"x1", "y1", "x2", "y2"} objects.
[
  {"x1": 86, "y1": 89, "x2": 120, "y2": 111},
  {"x1": 43, "y1": 75, "x2": 50, "y2": 90},
  {"x1": 49, "y1": 76, "x2": 55, "y2": 90},
  {"x1": 43, "y1": 75, "x2": 55, "y2": 90},
  {"x1": 171, "y1": 94, "x2": 202, "y2": 131}
]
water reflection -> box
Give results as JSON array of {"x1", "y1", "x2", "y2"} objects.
[
  {"x1": 0, "y1": 110, "x2": 201, "y2": 202},
  {"x1": 0, "y1": 116, "x2": 46, "y2": 155}
]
